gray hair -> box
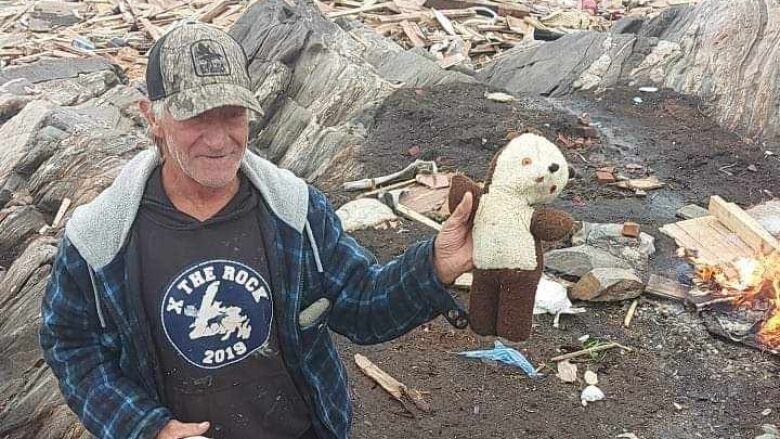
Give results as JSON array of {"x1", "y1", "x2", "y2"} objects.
[{"x1": 146, "y1": 100, "x2": 168, "y2": 156}]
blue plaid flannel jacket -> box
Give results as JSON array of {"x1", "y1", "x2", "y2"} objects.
[{"x1": 40, "y1": 172, "x2": 465, "y2": 439}]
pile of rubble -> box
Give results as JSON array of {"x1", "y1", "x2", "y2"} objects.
[
  {"x1": 0, "y1": 0, "x2": 699, "y2": 78},
  {"x1": 0, "y1": 0, "x2": 249, "y2": 78},
  {"x1": 320, "y1": 0, "x2": 696, "y2": 67}
]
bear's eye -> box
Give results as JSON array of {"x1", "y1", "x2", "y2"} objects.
[{"x1": 522, "y1": 157, "x2": 532, "y2": 166}]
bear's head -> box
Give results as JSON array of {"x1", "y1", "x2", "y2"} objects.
[{"x1": 488, "y1": 132, "x2": 569, "y2": 205}]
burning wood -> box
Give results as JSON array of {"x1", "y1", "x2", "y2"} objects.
[{"x1": 694, "y1": 253, "x2": 780, "y2": 350}]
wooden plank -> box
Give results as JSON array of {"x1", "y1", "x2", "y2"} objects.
[
  {"x1": 675, "y1": 218, "x2": 739, "y2": 263},
  {"x1": 709, "y1": 195, "x2": 780, "y2": 255},
  {"x1": 354, "y1": 354, "x2": 404, "y2": 399},
  {"x1": 659, "y1": 222, "x2": 721, "y2": 264},
  {"x1": 327, "y1": 1, "x2": 393, "y2": 17},
  {"x1": 195, "y1": 0, "x2": 235, "y2": 22},
  {"x1": 700, "y1": 216, "x2": 755, "y2": 256},
  {"x1": 400, "y1": 20, "x2": 426, "y2": 47},
  {"x1": 645, "y1": 274, "x2": 690, "y2": 301}
]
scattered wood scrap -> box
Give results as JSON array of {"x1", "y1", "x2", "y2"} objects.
[
  {"x1": 550, "y1": 342, "x2": 632, "y2": 362},
  {"x1": 645, "y1": 274, "x2": 690, "y2": 301},
  {"x1": 354, "y1": 354, "x2": 431, "y2": 414}
]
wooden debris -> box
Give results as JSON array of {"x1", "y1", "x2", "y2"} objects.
[
  {"x1": 645, "y1": 274, "x2": 690, "y2": 301},
  {"x1": 615, "y1": 176, "x2": 665, "y2": 191},
  {"x1": 400, "y1": 20, "x2": 426, "y2": 47},
  {"x1": 708, "y1": 195, "x2": 780, "y2": 255},
  {"x1": 51, "y1": 198, "x2": 72, "y2": 229},
  {"x1": 623, "y1": 298, "x2": 639, "y2": 327},
  {"x1": 660, "y1": 215, "x2": 756, "y2": 266},
  {"x1": 354, "y1": 354, "x2": 431, "y2": 413},
  {"x1": 550, "y1": 342, "x2": 632, "y2": 362}
]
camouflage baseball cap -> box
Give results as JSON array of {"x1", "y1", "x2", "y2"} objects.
[{"x1": 145, "y1": 22, "x2": 263, "y2": 120}]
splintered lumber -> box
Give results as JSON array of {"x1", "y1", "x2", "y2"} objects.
[
  {"x1": 708, "y1": 195, "x2": 780, "y2": 255},
  {"x1": 372, "y1": 8, "x2": 476, "y2": 23},
  {"x1": 354, "y1": 354, "x2": 430, "y2": 412},
  {"x1": 400, "y1": 20, "x2": 426, "y2": 47},
  {"x1": 195, "y1": 0, "x2": 236, "y2": 22},
  {"x1": 550, "y1": 342, "x2": 632, "y2": 362}
]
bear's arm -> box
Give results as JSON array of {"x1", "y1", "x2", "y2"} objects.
[
  {"x1": 531, "y1": 208, "x2": 574, "y2": 241},
  {"x1": 448, "y1": 174, "x2": 482, "y2": 221}
]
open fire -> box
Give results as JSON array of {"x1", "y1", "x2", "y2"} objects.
[{"x1": 695, "y1": 253, "x2": 780, "y2": 350}]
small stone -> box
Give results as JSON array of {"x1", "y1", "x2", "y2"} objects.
[
  {"x1": 584, "y1": 370, "x2": 598, "y2": 385},
  {"x1": 748, "y1": 165, "x2": 758, "y2": 172},
  {"x1": 639, "y1": 86, "x2": 659, "y2": 93},
  {"x1": 676, "y1": 204, "x2": 709, "y2": 220},
  {"x1": 571, "y1": 268, "x2": 644, "y2": 301},
  {"x1": 485, "y1": 91, "x2": 515, "y2": 103},
  {"x1": 673, "y1": 402, "x2": 683, "y2": 411},
  {"x1": 578, "y1": 334, "x2": 591, "y2": 342},
  {"x1": 616, "y1": 434, "x2": 640, "y2": 439},
  {"x1": 557, "y1": 360, "x2": 578, "y2": 383},
  {"x1": 544, "y1": 245, "x2": 632, "y2": 279},
  {"x1": 633, "y1": 97, "x2": 643, "y2": 104},
  {"x1": 335, "y1": 198, "x2": 397, "y2": 232},
  {"x1": 763, "y1": 408, "x2": 773, "y2": 416},
  {"x1": 581, "y1": 385, "x2": 605, "y2": 406}
]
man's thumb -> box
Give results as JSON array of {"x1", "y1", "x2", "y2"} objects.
[
  {"x1": 176, "y1": 421, "x2": 210, "y2": 437},
  {"x1": 452, "y1": 191, "x2": 473, "y2": 222}
]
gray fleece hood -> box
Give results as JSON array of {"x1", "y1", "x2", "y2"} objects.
[{"x1": 65, "y1": 149, "x2": 310, "y2": 270}]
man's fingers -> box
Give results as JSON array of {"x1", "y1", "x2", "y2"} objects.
[
  {"x1": 172, "y1": 421, "x2": 210, "y2": 438},
  {"x1": 451, "y1": 191, "x2": 473, "y2": 223}
]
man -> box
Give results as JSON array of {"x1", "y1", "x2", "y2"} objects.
[{"x1": 40, "y1": 22, "x2": 474, "y2": 439}]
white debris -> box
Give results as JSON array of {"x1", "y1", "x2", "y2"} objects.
[
  {"x1": 763, "y1": 409, "x2": 773, "y2": 416},
  {"x1": 578, "y1": 334, "x2": 591, "y2": 343},
  {"x1": 633, "y1": 97, "x2": 643, "y2": 104},
  {"x1": 638, "y1": 86, "x2": 659, "y2": 93},
  {"x1": 485, "y1": 91, "x2": 516, "y2": 103},
  {"x1": 556, "y1": 360, "x2": 578, "y2": 383},
  {"x1": 533, "y1": 275, "x2": 586, "y2": 327},
  {"x1": 336, "y1": 198, "x2": 397, "y2": 232},
  {"x1": 584, "y1": 370, "x2": 598, "y2": 385},
  {"x1": 616, "y1": 434, "x2": 640, "y2": 439},
  {"x1": 581, "y1": 385, "x2": 605, "y2": 406}
]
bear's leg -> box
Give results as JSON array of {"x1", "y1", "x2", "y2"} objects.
[
  {"x1": 468, "y1": 269, "x2": 500, "y2": 336},
  {"x1": 496, "y1": 270, "x2": 542, "y2": 342}
]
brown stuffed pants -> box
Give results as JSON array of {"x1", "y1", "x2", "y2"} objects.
[{"x1": 469, "y1": 267, "x2": 542, "y2": 342}]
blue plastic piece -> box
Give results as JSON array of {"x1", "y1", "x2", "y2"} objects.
[{"x1": 459, "y1": 341, "x2": 542, "y2": 378}]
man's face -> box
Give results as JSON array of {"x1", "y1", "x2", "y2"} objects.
[{"x1": 155, "y1": 105, "x2": 249, "y2": 188}]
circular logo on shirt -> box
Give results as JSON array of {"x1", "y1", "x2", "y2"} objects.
[{"x1": 161, "y1": 259, "x2": 273, "y2": 369}]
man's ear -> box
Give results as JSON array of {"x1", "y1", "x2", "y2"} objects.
[{"x1": 138, "y1": 99, "x2": 163, "y2": 137}]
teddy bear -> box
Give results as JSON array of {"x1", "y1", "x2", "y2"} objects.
[{"x1": 448, "y1": 132, "x2": 575, "y2": 341}]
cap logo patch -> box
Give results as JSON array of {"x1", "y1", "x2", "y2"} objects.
[{"x1": 190, "y1": 39, "x2": 231, "y2": 77}]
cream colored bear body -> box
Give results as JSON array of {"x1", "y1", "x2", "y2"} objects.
[{"x1": 472, "y1": 133, "x2": 570, "y2": 270}]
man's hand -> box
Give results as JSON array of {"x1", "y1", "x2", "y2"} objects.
[
  {"x1": 156, "y1": 420, "x2": 210, "y2": 439},
  {"x1": 433, "y1": 191, "x2": 474, "y2": 285}
]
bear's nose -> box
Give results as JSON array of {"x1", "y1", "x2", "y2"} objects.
[{"x1": 548, "y1": 163, "x2": 560, "y2": 173}]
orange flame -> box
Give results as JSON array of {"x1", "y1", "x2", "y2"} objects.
[{"x1": 695, "y1": 253, "x2": 780, "y2": 349}]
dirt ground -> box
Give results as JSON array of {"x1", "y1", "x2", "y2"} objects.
[{"x1": 324, "y1": 82, "x2": 780, "y2": 439}]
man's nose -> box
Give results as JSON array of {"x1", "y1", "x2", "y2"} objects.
[{"x1": 201, "y1": 123, "x2": 230, "y2": 146}]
